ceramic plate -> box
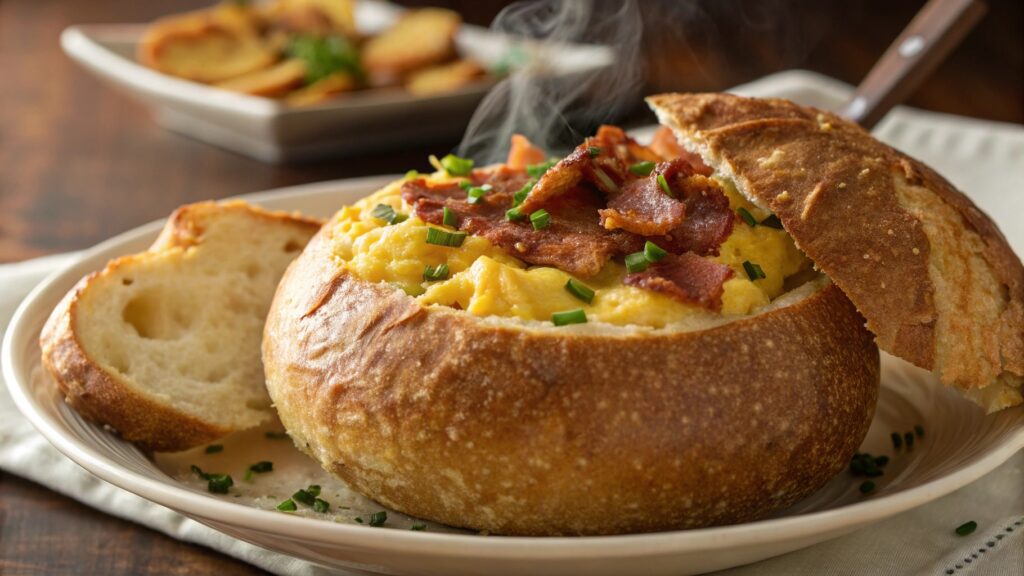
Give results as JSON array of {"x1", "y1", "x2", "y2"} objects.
[
  {"x1": 60, "y1": 0, "x2": 611, "y2": 163},
  {"x1": 4, "y1": 72, "x2": 1024, "y2": 575}
]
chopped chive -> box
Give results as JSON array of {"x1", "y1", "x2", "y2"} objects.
[
  {"x1": 904, "y1": 432, "x2": 915, "y2": 449},
  {"x1": 191, "y1": 465, "x2": 233, "y2": 494},
  {"x1": 265, "y1": 431, "x2": 289, "y2": 440},
  {"x1": 505, "y1": 206, "x2": 525, "y2": 221},
  {"x1": 737, "y1": 207, "x2": 757, "y2": 227},
  {"x1": 466, "y1": 184, "x2": 493, "y2": 204},
  {"x1": 204, "y1": 444, "x2": 223, "y2": 454},
  {"x1": 530, "y1": 209, "x2": 550, "y2": 230},
  {"x1": 859, "y1": 480, "x2": 876, "y2": 494},
  {"x1": 368, "y1": 511, "x2": 388, "y2": 527},
  {"x1": 277, "y1": 499, "x2": 297, "y2": 512},
  {"x1": 526, "y1": 159, "x2": 557, "y2": 178},
  {"x1": 915, "y1": 425, "x2": 925, "y2": 438},
  {"x1": 411, "y1": 523, "x2": 427, "y2": 531},
  {"x1": 657, "y1": 173, "x2": 674, "y2": 197},
  {"x1": 244, "y1": 470, "x2": 254, "y2": 482},
  {"x1": 405, "y1": 170, "x2": 419, "y2": 180},
  {"x1": 593, "y1": 168, "x2": 619, "y2": 193},
  {"x1": 423, "y1": 263, "x2": 449, "y2": 282},
  {"x1": 307, "y1": 485, "x2": 321, "y2": 497},
  {"x1": 625, "y1": 252, "x2": 649, "y2": 273},
  {"x1": 249, "y1": 461, "x2": 273, "y2": 474},
  {"x1": 458, "y1": 181, "x2": 473, "y2": 191},
  {"x1": 760, "y1": 214, "x2": 784, "y2": 229},
  {"x1": 891, "y1": 432, "x2": 903, "y2": 449},
  {"x1": 355, "y1": 517, "x2": 363, "y2": 524},
  {"x1": 643, "y1": 241, "x2": 668, "y2": 263},
  {"x1": 587, "y1": 146, "x2": 602, "y2": 158},
  {"x1": 440, "y1": 154, "x2": 474, "y2": 176},
  {"x1": 513, "y1": 178, "x2": 537, "y2": 206},
  {"x1": 442, "y1": 206, "x2": 459, "y2": 227},
  {"x1": 628, "y1": 161, "x2": 655, "y2": 176},
  {"x1": 874, "y1": 455, "x2": 889, "y2": 467},
  {"x1": 313, "y1": 498, "x2": 330, "y2": 513},
  {"x1": 293, "y1": 489, "x2": 316, "y2": 506},
  {"x1": 425, "y1": 227, "x2": 467, "y2": 247},
  {"x1": 552, "y1": 308, "x2": 587, "y2": 326},
  {"x1": 370, "y1": 204, "x2": 407, "y2": 225},
  {"x1": 955, "y1": 521, "x2": 978, "y2": 536},
  {"x1": 742, "y1": 260, "x2": 766, "y2": 281},
  {"x1": 564, "y1": 279, "x2": 595, "y2": 304}
]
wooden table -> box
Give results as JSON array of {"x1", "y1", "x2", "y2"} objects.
[{"x1": 1, "y1": 0, "x2": 1020, "y2": 573}]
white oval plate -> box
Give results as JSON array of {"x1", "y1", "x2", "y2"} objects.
[{"x1": 5, "y1": 174, "x2": 1024, "y2": 576}]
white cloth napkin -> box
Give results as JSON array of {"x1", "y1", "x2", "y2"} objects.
[{"x1": 0, "y1": 255, "x2": 1021, "y2": 575}]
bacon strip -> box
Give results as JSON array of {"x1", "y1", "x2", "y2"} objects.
[
  {"x1": 654, "y1": 173, "x2": 734, "y2": 256},
  {"x1": 598, "y1": 159, "x2": 694, "y2": 236},
  {"x1": 624, "y1": 252, "x2": 734, "y2": 310}
]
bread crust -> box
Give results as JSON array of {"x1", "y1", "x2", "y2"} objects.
[
  {"x1": 39, "y1": 201, "x2": 322, "y2": 452},
  {"x1": 648, "y1": 93, "x2": 1024, "y2": 410},
  {"x1": 263, "y1": 228, "x2": 879, "y2": 535}
]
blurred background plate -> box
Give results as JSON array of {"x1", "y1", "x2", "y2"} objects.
[{"x1": 59, "y1": 0, "x2": 611, "y2": 164}]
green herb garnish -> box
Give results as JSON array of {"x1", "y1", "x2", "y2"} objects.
[
  {"x1": 367, "y1": 511, "x2": 388, "y2": 527},
  {"x1": 425, "y1": 227, "x2": 467, "y2": 247},
  {"x1": 760, "y1": 214, "x2": 784, "y2": 229},
  {"x1": 204, "y1": 444, "x2": 223, "y2": 454},
  {"x1": 293, "y1": 489, "x2": 316, "y2": 506},
  {"x1": 440, "y1": 154, "x2": 474, "y2": 176},
  {"x1": 277, "y1": 499, "x2": 297, "y2": 512},
  {"x1": 564, "y1": 279, "x2": 595, "y2": 304},
  {"x1": 287, "y1": 34, "x2": 362, "y2": 84},
  {"x1": 914, "y1": 425, "x2": 925, "y2": 438},
  {"x1": 891, "y1": 432, "x2": 903, "y2": 449},
  {"x1": 849, "y1": 453, "x2": 883, "y2": 477},
  {"x1": 955, "y1": 521, "x2": 977, "y2": 536},
  {"x1": 657, "y1": 173, "x2": 674, "y2": 197},
  {"x1": 466, "y1": 184, "x2": 493, "y2": 204},
  {"x1": 265, "y1": 431, "x2": 289, "y2": 440},
  {"x1": 737, "y1": 207, "x2": 757, "y2": 227},
  {"x1": 904, "y1": 431, "x2": 914, "y2": 449},
  {"x1": 307, "y1": 485, "x2": 321, "y2": 497},
  {"x1": 512, "y1": 178, "x2": 537, "y2": 206},
  {"x1": 245, "y1": 461, "x2": 272, "y2": 480},
  {"x1": 313, "y1": 498, "x2": 330, "y2": 513},
  {"x1": 628, "y1": 161, "x2": 656, "y2": 176},
  {"x1": 370, "y1": 204, "x2": 408, "y2": 225},
  {"x1": 859, "y1": 480, "x2": 876, "y2": 494},
  {"x1": 526, "y1": 159, "x2": 557, "y2": 178},
  {"x1": 530, "y1": 209, "x2": 550, "y2": 230},
  {"x1": 643, "y1": 241, "x2": 668, "y2": 263},
  {"x1": 593, "y1": 168, "x2": 619, "y2": 193},
  {"x1": 191, "y1": 465, "x2": 233, "y2": 494},
  {"x1": 423, "y1": 263, "x2": 449, "y2": 282},
  {"x1": 505, "y1": 207, "x2": 525, "y2": 221},
  {"x1": 442, "y1": 206, "x2": 459, "y2": 227},
  {"x1": 411, "y1": 523, "x2": 427, "y2": 531},
  {"x1": 742, "y1": 260, "x2": 766, "y2": 281},
  {"x1": 552, "y1": 309, "x2": 587, "y2": 326},
  {"x1": 587, "y1": 146, "x2": 602, "y2": 158},
  {"x1": 625, "y1": 252, "x2": 650, "y2": 274}
]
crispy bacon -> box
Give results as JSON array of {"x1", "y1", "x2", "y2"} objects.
[
  {"x1": 624, "y1": 252, "x2": 734, "y2": 310},
  {"x1": 506, "y1": 134, "x2": 548, "y2": 170},
  {"x1": 654, "y1": 173, "x2": 734, "y2": 256},
  {"x1": 598, "y1": 159, "x2": 694, "y2": 236},
  {"x1": 517, "y1": 145, "x2": 589, "y2": 214}
]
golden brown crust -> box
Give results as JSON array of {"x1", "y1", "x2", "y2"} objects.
[
  {"x1": 648, "y1": 93, "x2": 1024, "y2": 409},
  {"x1": 39, "y1": 201, "x2": 323, "y2": 452},
  {"x1": 263, "y1": 229, "x2": 880, "y2": 535}
]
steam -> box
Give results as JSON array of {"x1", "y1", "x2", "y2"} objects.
[{"x1": 457, "y1": 0, "x2": 644, "y2": 164}]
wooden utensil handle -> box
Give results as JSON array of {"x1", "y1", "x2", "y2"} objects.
[{"x1": 842, "y1": 0, "x2": 987, "y2": 129}]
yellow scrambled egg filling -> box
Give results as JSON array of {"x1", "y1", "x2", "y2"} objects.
[{"x1": 328, "y1": 175, "x2": 809, "y2": 328}]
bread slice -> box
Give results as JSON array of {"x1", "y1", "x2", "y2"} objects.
[
  {"x1": 40, "y1": 201, "x2": 322, "y2": 452},
  {"x1": 647, "y1": 93, "x2": 1024, "y2": 412}
]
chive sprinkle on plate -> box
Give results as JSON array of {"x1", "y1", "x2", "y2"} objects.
[
  {"x1": 277, "y1": 499, "x2": 297, "y2": 512},
  {"x1": 955, "y1": 521, "x2": 977, "y2": 536},
  {"x1": 204, "y1": 444, "x2": 223, "y2": 454}
]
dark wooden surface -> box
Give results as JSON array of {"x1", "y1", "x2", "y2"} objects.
[{"x1": 0, "y1": 0, "x2": 1021, "y2": 574}]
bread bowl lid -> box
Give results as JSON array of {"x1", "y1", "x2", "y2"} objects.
[{"x1": 647, "y1": 93, "x2": 1024, "y2": 412}]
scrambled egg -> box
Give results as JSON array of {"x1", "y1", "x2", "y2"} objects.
[{"x1": 328, "y1": 176, "x2": 808, "y2": 328}]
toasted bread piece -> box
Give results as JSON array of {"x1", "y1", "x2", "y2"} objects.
[
  {"x1": 361, "y1": 8, "x2": 460, "y2": 78},
  {"x1": 648, "y1": 93, "x2": 1024, "y2": 411},
  {"x1": 405, "y1": 59, "x2": 485, "y2": 96},
  {"x1": 215, "y1": 58, "x2": 307, "y2": 97},
  {"x1": 41, "y1": 201, "x2": 322, "y2": 452}
]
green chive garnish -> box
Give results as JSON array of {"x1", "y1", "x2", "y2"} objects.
[
  {"x1": 513, "y1": 178, "x2": 537, "y2": 206},
  {"x1": 564, "y1": 279, "x2": 595, "y2": 304},
  {"x1": 292, "y1": 489, "x2": 316, "y2": 506},
  {"x1": 191, "y1": 465, "x2": 233, "y2": 494},
  {"x1": 760, "y1": 214, "x2": 784, "y2": 229},
  {"x1": 277, "y1": 499, "x2": 297, "y2": 512},
  {"x1": 737, "y1": 207, "x2": 757, "y2": 227},
  {"x1": 530, "y1": 209, "x2": 550, "y2": 230},
  {"x1": 423, "y1": 263, "x2": 449, "y2": 282},
  {"x1": 458, "y1": 181, "x2": 472, "y2": 190},
  {"x1": 859, "y1": 480, "x2": 876, "y2": 494},
  {"x1": 425, "y1": 227, "x2": 467, "y2": 247},
  {"x1": 593, "y1": 168, "x2": 619, "y2": 193},
  {"x1": 442, "y1": 206, "x2": 458, "y2": 227},
  {"x1": 742, "y1": 260, "x2": 766, "y2": 281},
  {"x1": 411, "y1": 523, "x2": 427, "y2": 531},
  {"x1": 249, "y1": 461, "x2": 273, "y2": 473},
  {"x1": 625, "y1": 252, "x2": 649, "y2": 274},
  {"x1": 657, "y1": 173, "x2": 674, "y2": 197},
  {"x1": 587, "y1": 146, "x2": 602, "y2": 157},
  {"x1": 355, "y1": 517, "x2": 363, "y2": 523},
  {"x1": 466, "y1": 184, "x2": 493, "y2": 204},
  {"x1": 644, "y1": 241, "x2": 668, "y2": 263},
  {"x1": 526, "y1": 159, "x2": 557, "y2": 178},
  {"x1": 628, "y1": 161, "x2": 655, "y2": 176},
  {"x1": 205, "y1": 444, "x2": 223, "y2": 454},
  {"x1": 904, "y1": 432, "x2": 914, "y2": 448},
  {"x1": 955, "y1": 521, "x2": 977, "y2": 536},
  {"x1": 307, "y1": 485, "x2": 321, "y2": 497},
  {"x1": 552, "y1": 309, "x2": 587, "y2": 326},
  {"x1": 368, "y1": 511, "x2": 388, "y2": 527},
  {"x1": 440, "y1": 154, "x2": 474, "y2": 176},
  {"x1": 265, "y1": 431, "x2": 289, "y2": 440},
  {"x1": 874, "y1": 455, "x2": 889, "y2": 467},
  {"x1": 370, "y1": 204, "x2": 408, "y2": 225},
  {"x1": 405, "y1": 170, "x2": 419, "y2": 180},
  {"x1": 914, "y1": 425, "x2": 925, "y2": 437},
  {"x1": 313, "y1": 498, "x2": 330, "y2": 513},
  {"x1": 505, "y1": 207, "x2": 525, "y2": 221},
  {"x1": 891, "y1": 432, "x2": 903, "y2": 449}
]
